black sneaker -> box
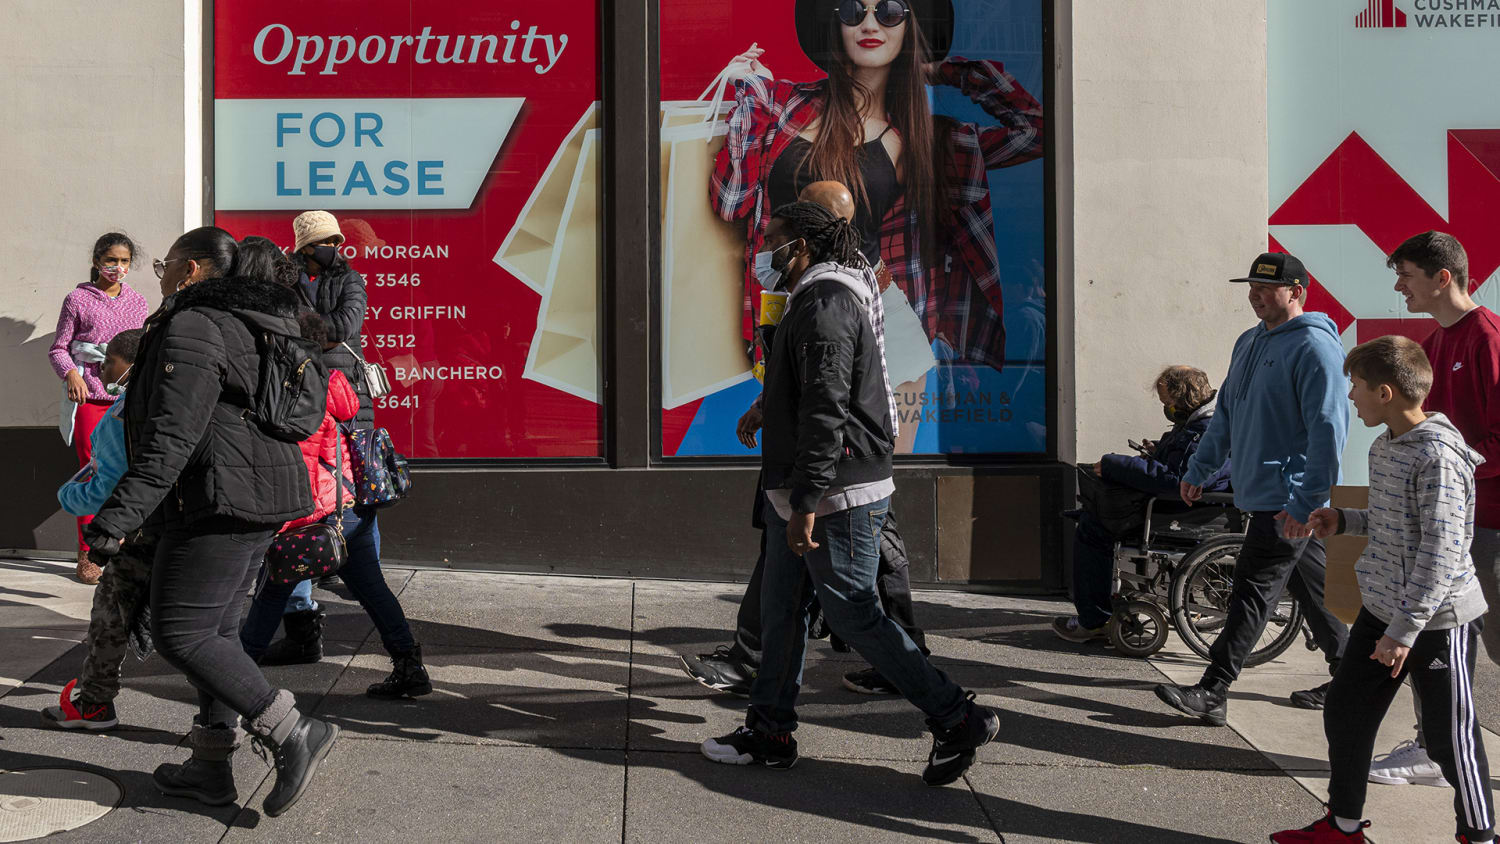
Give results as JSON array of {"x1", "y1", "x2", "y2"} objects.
[
  {"x1": 922, "y1": 693, "x2": 1000, "y2": 786},
  {"x1": 1289, "y1": 681, "x2": 1330, "y2": 710},
  {"x1": 41, "y1": 683, "x2": 118, "y2": 731},
  {"x1": 1154, "y1": 683, "x2": 1227, "y2": 726},
  {"x1": 700, "y1": 726, "x2": 798, "y2": 769},
  {"x1": 680, "y1": 646, "x2": 754, "y2": 697},
  {"x1": 842, "y1": 667, "x2": 898, "y2": 695}
]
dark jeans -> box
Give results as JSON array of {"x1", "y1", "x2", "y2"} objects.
[
  {"x1": 151, "y1": 515, "x2": 280, "y2": 727},
  {"x1": 1070, "y1": 510, "x2": 1117, "y2": 629},
  {"x1": 748, "y1": 498, "x2": 966, "y2": 734},
  {"x1": 731, "y1": 510, "x2": 927, "y2": 666},
  {"x1": 1327, "y1": 610, "x2": 1493, "y2": 839},
  {"x1": 241, "y1": 507, "x2": 415, "y2": 659},
  {"x1": 1201, "y1": 511, "x2": 1348, "y2": 692}
]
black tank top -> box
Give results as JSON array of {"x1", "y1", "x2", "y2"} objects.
[{"x1": 767, "y1": 128, "x2": 900, "y2": 265}]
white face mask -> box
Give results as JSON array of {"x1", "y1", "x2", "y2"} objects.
[
  {"x1": 98, "y1": 265, "x2": 127, "y2": 284},
  {"x1": 753, "y1": 241, "x2": 795, "y2": 291},
  {"x1": 105, "y1": 364, "x2": 132, "y2": 396}
]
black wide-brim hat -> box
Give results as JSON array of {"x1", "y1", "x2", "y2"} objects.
[{"x1": 795, "y1": 0, "x2": 956, "y2": 72}]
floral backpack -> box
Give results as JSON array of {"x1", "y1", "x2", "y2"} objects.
[{"x1": 344, "y1": 426, "x2": 412, "y2": 509}]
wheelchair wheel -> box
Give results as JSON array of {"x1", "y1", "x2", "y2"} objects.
[
  {"x1": 1109, "y1": 600, "x2": 1169, "y2": 658},
  {"x1": 1170, "y1": 534, "x2": 1306, "y2": 667}
]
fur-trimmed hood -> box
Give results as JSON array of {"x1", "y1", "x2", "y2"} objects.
[{"x1": 169, "y1": 276, "x2": 301, "y2": 335}]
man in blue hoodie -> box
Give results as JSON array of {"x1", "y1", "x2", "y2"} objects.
[{"x1": 1155, "y1": 252, "x2": 1351, "y2": 725}]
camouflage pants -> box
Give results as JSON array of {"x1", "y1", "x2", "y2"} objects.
[{"x1": 77, "y1": 547, "x2": 152, "y2": 704}]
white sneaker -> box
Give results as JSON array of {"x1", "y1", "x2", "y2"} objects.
[{"x1": 1368, "y1": 739, "x2": 1451, "y2": 787}]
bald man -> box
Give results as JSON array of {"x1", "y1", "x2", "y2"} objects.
[
  {"x1": 681, "y1": 181, "x2": 930, "y2": 699},
  {"x1": 800, "y1": 180, "x2": 856, "y2": 224}
]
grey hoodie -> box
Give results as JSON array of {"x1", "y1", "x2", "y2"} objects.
[{"x1": 1338, "y1": 413, "x2": 1489, "y2": 646}]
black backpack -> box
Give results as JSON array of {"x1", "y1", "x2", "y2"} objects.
[{"x1": 245, "y1": 328, "x2": 328, "y2": 443}]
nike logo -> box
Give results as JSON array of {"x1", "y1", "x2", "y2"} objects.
[
  {"x1": 931, "y1": 753, "x2": 964, "y2": 766},
  {"x1": 83, "y1": 706, "x2": 107, "y2": 720},
  {"x1": 1454, "y1": 362, "x2": 1464, "y2": 372}
]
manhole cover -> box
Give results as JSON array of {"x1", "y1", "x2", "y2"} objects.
[{"x1": 0, "y1": 768, "x2": 120, "y2": 842}]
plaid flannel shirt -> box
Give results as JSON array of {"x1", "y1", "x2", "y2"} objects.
[{"x1": 710, "y1": 58, "x2": 1044, "y2": 371}]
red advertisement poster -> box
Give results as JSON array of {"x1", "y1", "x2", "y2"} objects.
[{"x1": 213, "y1": 1, "x2": 602, "y2": 458}]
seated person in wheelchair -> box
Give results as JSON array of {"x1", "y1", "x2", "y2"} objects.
[{"x1": 1053, "y1": 365, "x2": 1232, "y2": 643}]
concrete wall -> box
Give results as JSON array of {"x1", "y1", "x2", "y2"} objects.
[
  {"x1": 0, "y1": 0, "x2": 194, "y2": 548},
  {"x1": 1066, "y1": 0, "x2": 1269, "y2": 463}
]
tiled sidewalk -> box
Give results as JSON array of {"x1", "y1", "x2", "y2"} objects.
[{"x1": 0, "y1": 557, "x2": 1492, "y2": 842}]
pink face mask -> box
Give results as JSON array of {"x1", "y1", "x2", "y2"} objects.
[{"x1": 98, "y1": 265, "x2": 127, "y2": 283}]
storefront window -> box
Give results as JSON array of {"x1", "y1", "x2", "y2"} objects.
[
  {"x1": 213, "y1": 3, "x2": 603, "y2": 458},
  {"x1": 658, "y1": 0, "x2": 1049, "y2": 457}
]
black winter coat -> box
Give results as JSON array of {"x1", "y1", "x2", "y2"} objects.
[
  {"x1": 1099, "y1": 399, "x2": 1233, "y2": 496},
  {"x1": 91, "y1": 277, "x2": 314, "y2": 538},
  {"x1": 761, "y1": 265, "x2": 894, "y2": 514},
  {"x1": 297, "y1": 264, "x2": 373, "y2": 428}
]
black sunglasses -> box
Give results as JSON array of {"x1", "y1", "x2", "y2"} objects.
[{"x1": 835, "y1": 0, "x2": 910, "y2": 28}]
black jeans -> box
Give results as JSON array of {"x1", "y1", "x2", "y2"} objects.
[
  {"x1": 1070, "y1": 510, "x2": 1118, "y2": 629},
  {"x1": 1327, "y1": 610, "x2": 1493, "y2": 839},
  {"x1": 152, "y1": 515, "x2": 280, "y2": 727},
  {"x1": 1201, "y1": 510, "x2": 1348, "y2": 692},
  {"x1": 731, "y1": 510, "x2": 927, "y2": 667}
]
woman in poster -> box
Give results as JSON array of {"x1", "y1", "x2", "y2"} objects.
[{"x1": 711, "y1": 0, "x2": 1043, "y2": 452}]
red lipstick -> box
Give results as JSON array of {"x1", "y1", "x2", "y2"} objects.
[{"x1": 858, "y1": 38, "x2": 884, "y2": 48}]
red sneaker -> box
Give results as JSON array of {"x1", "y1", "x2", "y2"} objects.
[{"x1": 1269, "y1": 809, "x2": 1369, "y2": 843}]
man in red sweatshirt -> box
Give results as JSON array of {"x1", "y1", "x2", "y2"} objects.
[{"x1": 1368, "y1": 230, "x2": 1500, "y2": 789}]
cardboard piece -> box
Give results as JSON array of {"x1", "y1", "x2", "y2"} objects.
[{"x1": 1324, "y1": 485, "x2": 1368, "y2": 625}]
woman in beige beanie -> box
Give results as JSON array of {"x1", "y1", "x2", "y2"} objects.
[{"x1": 257, "y1": 210, "x2": 379, "y2": 667}]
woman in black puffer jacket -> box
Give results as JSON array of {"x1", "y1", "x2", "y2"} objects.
[
  {"x1": 289, "y1": 210, "x2": 373, "y2": 428},
  {"x1": 84, "y1": 227, "x2": 338, "y2": 819}
]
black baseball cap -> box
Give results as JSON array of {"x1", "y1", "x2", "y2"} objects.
[{"x1": 1230, "y1": 252, "x2": 1307, "y2": 286}]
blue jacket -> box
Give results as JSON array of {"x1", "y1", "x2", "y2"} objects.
[
  {"x1": 1183, "y1": 312, "x2": 1349, "y2": 522},
  {"x1": 58, "y1": 394, "x2": 128, "y2": 517},
  {"x1": 1101, "y1": 399, "x2": 1231, "y2": 496}
]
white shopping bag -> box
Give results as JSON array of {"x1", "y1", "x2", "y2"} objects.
[{"x1": 660, "y1": 70, "x2": 754, "y2": 408}]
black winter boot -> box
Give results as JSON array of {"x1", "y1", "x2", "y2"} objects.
[
  {"x1": 366, "y1": 644, "x2": 433, "y2": 699},
  {"x1": 259, "y1": 608, "x2": 325, "y2": 666},
  {"x1": 153, "y1": 722, "x2": 240, "y2": 806},
  {"x1": 249, "y1": 691, "x2": 339, "y2": 818}
]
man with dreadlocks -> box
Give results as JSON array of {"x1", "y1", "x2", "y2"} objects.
[{"x1": 700, "y1": 201, "x2": 1000, "y2": 787}]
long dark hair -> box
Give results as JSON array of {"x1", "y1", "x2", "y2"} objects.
[
  {"x1": 90, "y1": 232, "x2": 138, "y2": 283},
  {"x1": 237, "y1": 236, "x2": 300, "y2": 288},
  {"x1": 805, "y1": 8, "x2": 943, "y2": 264},
  {"x1": 172, "y1": 226, "x2": 239, "y2": 279}
]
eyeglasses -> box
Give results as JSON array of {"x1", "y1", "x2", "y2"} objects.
[
  {"x1": 836, "y1": 0, "x2": 910, "y2": 28},
  {"x1": 152, "y1": 257, "x2": 187, "y2": 279}
]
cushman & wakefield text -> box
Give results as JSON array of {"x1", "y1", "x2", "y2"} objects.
[{"x1": 253, "y1": 23, "x2": 570, "y2": 76}]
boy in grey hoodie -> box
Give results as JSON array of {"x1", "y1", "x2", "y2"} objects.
[{"x1": 1272, "y1": 336, "x2": 1493, "y2": 844}]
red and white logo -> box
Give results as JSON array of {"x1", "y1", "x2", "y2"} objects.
[{"x1": 1355, "y1": 0, "x2": 1407, "y2": 28}]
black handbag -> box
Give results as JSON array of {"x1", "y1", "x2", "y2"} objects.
[{"x1": 264, "y1": 438, "x2": 347, "y2": 585}]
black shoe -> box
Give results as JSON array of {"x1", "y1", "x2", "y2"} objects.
[
  {"x1": 259, "y1": 609, "x2": 325, "y2": 666},
  {"x1": 1154, "y1": 683, "x2": 1227, "y2": 726},
  {"x1": 700, "y1": 726, "x2": 798, "y2": 769},
  {"x1": 153, "y1": 758, "x2": 237, "y2": 806},
  {"x1": 254, "y1": 715, "x2": 340, "y2": 817},
  {"x1": 367, "y1": 645, "x2": 433, "y2": 699},
  {"x1": 680, "y1": 646, "x2": 754, "y2": 697},
  {"x1": 923, "y1": 693, "x2": 1000, "y2": 786},
  {"x1": 842, "y1": 667, "x2": 898, "y2": 695},
  {"x1": 1290, "y1": 681, "x2": 1330, "y2": 710}
]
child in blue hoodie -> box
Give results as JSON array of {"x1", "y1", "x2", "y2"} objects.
[
  {"x1": 43, "y1": 328, "x2": 149, "y2": 731},
  {"x1": 1155, "y1": 252, "x2": 1352, "y2": 725}
]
